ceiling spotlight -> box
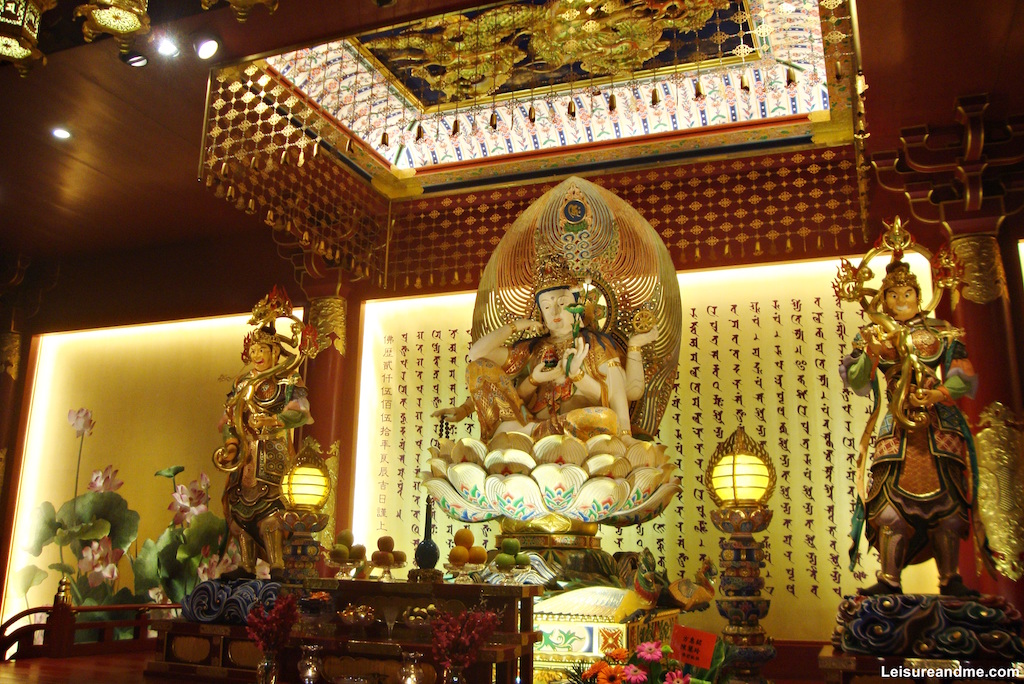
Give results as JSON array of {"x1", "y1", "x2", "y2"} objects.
[
  {"x1": 52, "y1": 127, "x2": 71, "y2": 139},
  {"x1": 157, "y1": 37, "x2": 179, "y2": 57},
  {"x1": 193, "y1": 33, "x2": 220, "y2": 60},
  {"x1": 119, "y1": 49, "x2": 148, "y2": 67}
]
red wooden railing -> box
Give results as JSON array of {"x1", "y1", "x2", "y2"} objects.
[{"x1": 0, "y1": 578, "x2": 180, "y2": 661}]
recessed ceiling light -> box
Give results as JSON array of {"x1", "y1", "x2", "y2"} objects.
[
  {"x1": 52, "y1": 128, "x2": 71, "y2": 140},
  {"x1": 120, "y1": 50, "x2": 148, "y2": 67},
  {"x1": 157, "y1": 37, "x2": 180, "y2": 57},
  {"x1": 194, "y1": 35, "x2": 220, "y2": 60}
]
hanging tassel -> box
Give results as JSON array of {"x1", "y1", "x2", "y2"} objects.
[
  {"x1": 489, "y1": 110, "x2": 498, "y2": 130},
  {"x1": 528, "y1": 104, "x2": 536, "y2": 123},
  {"x1": 723, "y1": 241, "x2": 731, "y2": 257},
  {"x1": 740, "y1": 72, "x2": 750, "y2": 93},
  {"x1": 567, "y1": 100, "x2": 576, "y2": 119},
  {"x1": 607, "y1": 93, "x2": 617, "y2": 112},
  {"x1": 415, "y1": 124, "x2": 425, "y2": 142},
  {"x1": 245, "y1": 198, "x2": 256, "y2": 215},
  {"x1": 754, "y1": 238, "x2": 763, "y2": 256},
  {"x1": 817, "y1": 234, "x2": 823, "y2": 250},
  {"x1": 452, "y1": 119, "x2": 461, "y2": 136},
  {"x1": 650, "y1": 87, "x2": 660, "y2": 107},
  {"x1": 380, "y1": 130, "x2": 389, "y2": 147},
  {"x1": 785, "y1": 236, "x2": 793, "y2": 253},
  {"x1": 297, "y1": 149, "x2": 305, "y2": 167}
]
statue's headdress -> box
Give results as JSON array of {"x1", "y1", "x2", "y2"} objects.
[
  {"x1": 880, "y1": 260, "x2": 921, "y2": 297},
  {"x1": 534, "y1": 251, "x2": 579, "y2": 298},
  {"x1": 240, "y1": 286, "x2": 320, "y2": 364}
]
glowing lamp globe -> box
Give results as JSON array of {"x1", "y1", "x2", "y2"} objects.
[
  {"x1": 282, "y1": 462, "x2": 331, "y2": 510},
  {"x1": 705, "y1": 426, "x2": 775, "y2": 509}
]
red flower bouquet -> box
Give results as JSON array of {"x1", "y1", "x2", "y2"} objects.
[
  {"x1": 246, "y1": 592, "x2": 299, "y2": 653},
  {"x1": 430, "y1": 606, "x2": 501, "y2": 670}
]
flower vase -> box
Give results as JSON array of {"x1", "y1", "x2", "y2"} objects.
[
  {"x1": 257, "y1": 651, "x2": 279, "y2": 684},
  {"x1": 443, "y1": 665, "x2": 466, "y2": 684},
  {"x1": 414, "y1": 499, "x2": 440, "y2": 569}
]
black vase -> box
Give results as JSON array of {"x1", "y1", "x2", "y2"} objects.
[{"x1": 414, "y1": 500, "x2": 440, "y2": 569}]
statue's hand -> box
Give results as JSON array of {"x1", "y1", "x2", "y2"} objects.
[
  {"x1": 531, "y1": 364, "x2": 565, "y2": 385},
  {"x1": 512, "y1": 318, "x2": 547, "y2": 336},
  {"x1": 431, "y1": 400, "x2": 474, "y2": 422},
  {"x1": 563, "y1": 337, "x2": 590, "y2": 381},
  {"x1": 252, "y1": 414, "x2": 283, "y2": 429},
  {"x1": 627, "y1": 325, "x2": 659, "y2": 348},
  {"x1": 861, "y1": 327, "x2": 885, "y2": 360},
  {"x1": 909, "y1": 387, "x2": 945, "y2": 408}
]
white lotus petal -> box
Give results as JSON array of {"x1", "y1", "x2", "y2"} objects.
[
  {"x1": 446, "y1": 462, "x2": 490, "y2": 508},
  {"x1": 533, "y1": 434, "x2": 588, "y2": 465},
  {"x1": 532, "y1": 463, "x2": 589, "y2": 513},
  {"x1": 584, "y1": 454, "x2": 616, "y2": 476},
  {"x1": 586, "y1": 434, "x2": 627, "y2": 458},
  {"x1": 424, "y1": 478, "x2": 501, "y2": 523},
  {"x1": 483, "y1": 448, "x2": 537, "y2": 475},
  {"x1": 603, "y1": 480, "x2": 683, "y2": 527},
  {"x1": 485, "y1": 474, "x2": 550, "y2": 521},
  {"x1": 450, "y1": 437, "x2": 487, "y2": 465},
  {"x1": 562, "y1": 478, "x2": 630, "y2": 522},
  {"x1": 487, "y1": 431, "x2": 535, "y2": 454},
  {"x1": 429, "y1": 458, "x2": 449, "y2": 479}
]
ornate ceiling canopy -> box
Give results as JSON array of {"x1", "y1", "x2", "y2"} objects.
[
  {"x1": 264, "y1": 0, "x2": 833, "y2": 171},
  {"x1": 198, "y1": 0, "x2": 860, "y2": 287}
]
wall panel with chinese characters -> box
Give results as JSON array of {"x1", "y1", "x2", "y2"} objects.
[{"x1": 352, "y1": 261, "x2": 928, "y2": 641}]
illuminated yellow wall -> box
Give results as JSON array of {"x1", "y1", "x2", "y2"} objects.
[
  {"x1": 1, "y1": 314, "x2": 263, "y2": 624},
  {"x1": 354, "y1": 256, "x2": 937, "y2": 642}
]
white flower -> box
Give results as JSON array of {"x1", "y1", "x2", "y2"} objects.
[{"x1": 78, "y1": 537, "x2": 123, "y2": 587}]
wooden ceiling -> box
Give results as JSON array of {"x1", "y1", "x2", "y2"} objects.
[{"x1": 1, "y1": 0, "x2": 1022, "y2": 261}]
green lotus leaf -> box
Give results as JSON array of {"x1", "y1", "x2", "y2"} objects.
[
  {"x1": 176, "y1": 512, "x2": 227, "y2": 563},
  {"x1": 48, "y1": 563, "x2": 76, "y2": 576},
  {"x1": 23, "y1": 501, "x2": 58, "y2": 556},
  {"x1": 56, "y1": 492, "x2": 139, "y2": 553},
  {"x1": 11, "y1": 565, "x2": 48, "y2": 598},
  {"x1": 154, "y1": 466, "x2": 185, "y2": 479},
  {"x1": 54, "y1": 518, "x2": 111, "y2": 547}
]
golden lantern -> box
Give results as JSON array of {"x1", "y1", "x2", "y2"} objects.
[
  {"x1": 74, "y1": 0, "x2": 150, "y2": 54},
  {"x1": 0, "y1": 0, "x2": 55, "y2": 76},
  {"x1": 202, "y1": 0, "x2": 278, "y2": 23},
  {"x1": 705, "y1": 425, "x2": 775, "y2": 508},
  {"x1": 282, "y1": 458, "x2": 331, "y2": 511}
]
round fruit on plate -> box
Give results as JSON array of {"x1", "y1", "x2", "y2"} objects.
[{"x1": 453, "y1": 528, "x2": 474, "y2": 549}]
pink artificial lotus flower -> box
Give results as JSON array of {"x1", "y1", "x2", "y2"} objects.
[
  {"x1": 68, "y1": 408, "x2": 95, "y2": 437},
  {"x1": 78, "y1": 537, "x2": 124, "y2": 587},
  {"x1": 196, "y1": 548, "x2": 241, "y2": 582},
  {"x1": 169, "y1": 474, "x2": 210, "y2": 525},
  {"x1": 88, "y1": 466, "x2": 123, "y2": 493}
]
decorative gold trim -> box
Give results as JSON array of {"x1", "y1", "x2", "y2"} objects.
[
  {"x1": 309, "y1": 296, "x2": 347, "y2": 357},
  {"x1": 951, "y1": 234, "x2": 1007, "y2": 305},
  {"x1": 974, "y1": 401, "x2": 1024, "y2": 581}
]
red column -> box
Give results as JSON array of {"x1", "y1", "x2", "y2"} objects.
[
  {"x1": 299, "y1": 267, "x2": 361, "y2": 540},
  {"x1": 948, "y1": 233, "x2": 1024, "y2": 601}
]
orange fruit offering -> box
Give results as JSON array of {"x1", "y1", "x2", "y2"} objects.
[
  {"x1": 448, "y1": 545, "x2": 469, "y2": 566},
  {"x1": 467, "y1": 545, "x2": 488, "y2": 565},
  {"x1": 453, "y1": 528, "x2": 474, "y2": 549},
  {"x1": 377, "y1": 535, "x2": 395, "y2": 552}
]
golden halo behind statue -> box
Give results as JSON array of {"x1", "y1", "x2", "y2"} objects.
[{"x1": 472, "y1": 176, "x2": 681, "y2": 438}]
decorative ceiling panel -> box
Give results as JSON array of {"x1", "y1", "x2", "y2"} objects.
[{"x1": 265, "y1": 0, "x2": 831, "y2": 170}]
